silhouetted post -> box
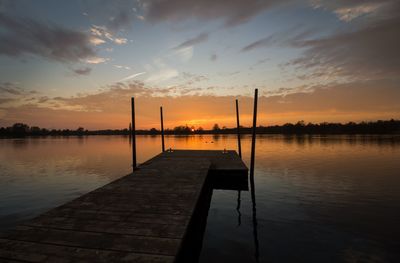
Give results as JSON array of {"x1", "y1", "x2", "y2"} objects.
[
  {"x1": 235, "y1": 99, "x2": 242, "y2": 158},
  {"x1": 160, "y1": 106, "x2": 165, "y2": 152},
  {"x1": 250, "y1": 89, "x2": 258, "y2": 177},
  {"x1": 129, "y1": 122, "x2": 132, "y2": 145},
  {"x1": 250, "y1": 88, "x2": 259, "y2": 262},
  {"x1": 131, "y1": 97, "x2": 137, "y2": 170}
]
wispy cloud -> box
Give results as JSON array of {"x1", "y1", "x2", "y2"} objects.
[
  {"x1": 334, "y1": 3, "x2": 384, "y2": 22},
  {"x1": 173, "y1": 32, "x2": 208, "y2": 50},
  {"x1": 89, "y1": 37, "x2": 106, "y2": 46},
  {"x1": 174, "y1": 46, "x2": 193, "y2": 62},
  {"x1": 241, "y1": 29, "x2": 315, "y2": 52},
  {"x1": 310, "y1": 0, "x2": 390, "y2": 22},
  {"x1": 144, "y1": 0, "x2": 287, "y2": 27},
  {"x1": 114, "y1": 65, "x2": 131, "y2": 70},
  {"x1": 90, "y1": 25, "x2": 128, "y2": 45},
  {"x1": 241, "y1": 35, "x2": 274, "y2": 52},
  {"x1": 287, "y1": 4, "x2": 400, "y2": 80},
  {"x1": 146, "y1": 69, "x2": 179, "y2": 83},
  {"x1": 118, "y1": 72, "x2": 146, "y2": 82},
  {"x1": 0, "y1": 82, "x2": 22, "y2": 95},
  {"x1": 73, "y1": 67, "x2": 92, "y2": 76},
  {"x1": 85, "y1": 57, "x2": 108, "y2": 64}
]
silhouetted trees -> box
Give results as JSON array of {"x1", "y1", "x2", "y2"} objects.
[
  {"x1": 172, "y1": 125, "x2": 192, "y2": 134},
  {"x1": 0, "y1": 119, "x2": 399, "y2": 137},
  {"x1": 212, "y1": 123, "x2": 220, "y2": 131}
]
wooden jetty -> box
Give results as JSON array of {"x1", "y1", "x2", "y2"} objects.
[{"x1": 0, "y1": 150, "x2": 247, "y2": 263}]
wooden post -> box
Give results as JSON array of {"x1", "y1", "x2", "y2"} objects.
[
  {"x1": 235, "y1": 99, "x2": 242, "y2": 158},
  {"x1": 131, "y1": 97, "x2": 137, "y2": 170},
  {"x1": 250, "y1": 89, "x2": 258, "y2": 176},
  {"x1": 249, "y1": 88, "x2": 259, "y2": 261},
  {"x1": 128, "y1": 122, "x2": 132, "y2": 145},
  {"x1": 160, "y1": 106, "x2": 165, "y2": 152}
]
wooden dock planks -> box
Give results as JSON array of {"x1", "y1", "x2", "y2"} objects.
[{"x1": 0, "y1": 150, "x2": 247, "y2": 263}]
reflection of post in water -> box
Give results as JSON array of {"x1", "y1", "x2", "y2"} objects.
[
  {"x1": 212, "y1": 134, "x2": 221, "y2": 142},
  {"x1": 236, "y1": 190, "x2": 242, "y2": 226},
  {"x1": 250, "y1": 89, "x2": 259, "y2": 262},
  {"x1": 250, "y1": 164, "x2": 259, "y2": 262}
]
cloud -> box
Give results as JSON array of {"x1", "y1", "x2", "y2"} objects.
[
  {"x1": 173, "y1": 32, "x2": 208, "y2": 50},
  {"x1": 118, "y1": 72, "x2": 146, "y2": 82},
  {"x1": 146, "y1": 68, "x2": 179, "y2": 83},
  {"x1": 73, "y1": 67, "x2": 92, "y2": 76},
  {"x1": 210, "y1": 53, "x2": 217, "y2": 61},
  {"x1": 334, "y1": 2, "x2": 383, "y2": 22},
  {"x1": 80, "y1": 1, "x2": 137, "y2": 31},
  {"x1": 85, "y1": 57, "x2": 108, "y2": 64},
  {"x1": 236, "y1": 1, "x2": 400, "y2": 81},
  {"x1": 37, "y1": 96, "x2": 49, "y2": 103},
  {"x1": 174, "y1": 46, "x2": 193, "y2": 62},
  {"x1": 114, "y1": 65, "x2": 131, "y2": 70},
  {"x1": 249, "y1": 58, "x2": 270, "y2": 70},
  {"x1": 0, "y1": 12, "x2": 97, "y2": 63},
  {"x1": 241, "y1": 35, "x2": 274, "y2": 52},
  {"x1": 181, "y1": 72, "x2": 209, "y2": 82},
  {"x1": 114, "y1": 37, "x2": 128, "y2": 45},
  {"x1": 89, "y1": 37, "x2": 106, "y2": 45},
  {"x1": 241, "y1": 29, "x2": 315, "y2": 52},
  {"x1": 0, "y1": 82, "x2": 22, "y2": 95},
  {"x1": 108, "y1": 10, "x2": 134, "y2": 31},
  {"x1": 90, "y1": 25, "x2": 128, "y2": 45},
  {"x1": 0, "y1": 98, "x2": 15, "y2": 105},
  {"x1": 0, "y1": 82, "x2": 40, "y2": 109},
  {"x1": 144, "y1": 0, "x2": 288, "y2": 27},
  {"x1": 310, "y1": 0, "x2": 392, "y2": 22},
  {"x1": 2, "y1": 79, "x2": 399, "y2": 129},
  {"x1": 289, "y1": 7, "x2": 400, "y2": 80}
]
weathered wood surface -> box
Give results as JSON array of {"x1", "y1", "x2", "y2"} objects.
[{"x1": 0, "y1": 150, "x2": 247, "y2": 263}]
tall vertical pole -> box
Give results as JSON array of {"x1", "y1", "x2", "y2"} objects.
[
  {"x1": 131, "y1": 97, "x2": 137, "y2": 170},
  {"x1": 128, "y1": 122, "x2": 132, "y2": 145},
  {"x1": 250, "y1": 88, "x2": 259, "y2": 262},
  {"x1": 235, "y1": 99, "x2": 243, "y2": 229},
  {"x1": 235, "y1": 99, "x2": 242, "y2": 158},
  {"x1": 160, "y1": 106, "x2": 165, "y2": 152},
  {"x1": 250, "y1": 89, "x2": 258, "y2": 176}
]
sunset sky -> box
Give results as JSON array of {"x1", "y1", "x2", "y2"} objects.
[{"x1": 0, "y1": 0, "x2": 399, "y2": 129}]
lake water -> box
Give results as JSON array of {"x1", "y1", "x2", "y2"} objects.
[{"x1": 0, "y1": 135, "x2": 399, "y2": 262}]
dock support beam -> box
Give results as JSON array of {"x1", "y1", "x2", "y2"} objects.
[
  {"x1": 131, "y1": 97, "x2": 137, "y2": 170},
  {"x1": 235, "y1": 99, "x2": 242, "y2": 158},
  {"x1": 160, "y1": 106, "x2": 165, "y2": 152}
]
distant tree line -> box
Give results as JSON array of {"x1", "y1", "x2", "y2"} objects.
[{"x1": 1, "y1": 119, "x2": 399, "y2": 137}]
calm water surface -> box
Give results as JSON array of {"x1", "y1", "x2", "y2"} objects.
[{"x1": 1, "y1": 135, "x2": 399, "y2": 262}]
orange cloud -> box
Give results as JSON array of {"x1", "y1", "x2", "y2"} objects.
[{"x1": 1, "y1": 80, "x2": 399, "y2": 130}]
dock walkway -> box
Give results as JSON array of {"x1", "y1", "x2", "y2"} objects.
[{"x1": 0, "y1": 150, "x2": 247, "y2": 263}]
